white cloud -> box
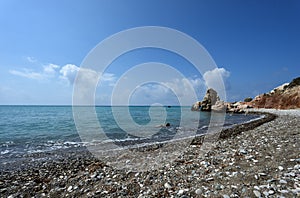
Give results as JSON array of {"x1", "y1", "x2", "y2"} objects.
[
  {"x1": 203, "y1": 67, "x2": 230, "y2": 99},
  {"x1": 9, "y1": 69, "x2": 44, "y2": 80},
  {"x1": 59, "y1": 64, "x2": 116, "y2": 86},
  {"x1": 59, "y1": 64, "x2": 80, "y2": 84},
  {"x1": 130, "y1": 83, "x2": 174, "y2": 105},
  {"x1": 163, "y1": 78, "x2": 204, "y2": 99},
  {"x1": 26, "y1": 56, "x2": 37, "y2": 63},
  {"x1": 101, "y1": 73, "x2": 116, "y2": 86},
  {"x1": 44, "y1": 63, "x2": 60, "y2": 75},
  {"x1": 9, "y1": 63, "x2": 60, "y2": 80},
  {"x1": 128, "y1": 78, "x2": 205, "y2": 105}
]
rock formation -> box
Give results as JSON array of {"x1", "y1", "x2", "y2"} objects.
[
  {"x1": 226, "y1": 101, "x2": 252, "y2": 113},
  {"x1": 200, "y1": 88, "x2": 219, "y2": 111},
  {"x1": 250, "y1": 77, "x2": 300, "y2": 109},
  {"x1": 191, "y1": 77, "x2": 300, "y2": 112},
  {"x1": 191, "y1": 88, "x2": 226, "y2": 112},
  {"x1": 211, "y1": 100, "x2": 227, "y2": 112},
  {"x1": 191, "y1": 101, "x2": 202, "y2": 111}
]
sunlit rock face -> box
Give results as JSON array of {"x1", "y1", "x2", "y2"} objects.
[{"x1": 250, "y1": 77, "x2": 300, "y2": 109}]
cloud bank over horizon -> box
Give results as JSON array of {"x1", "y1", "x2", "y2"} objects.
[{"x1": 7, "y1": 58, "x2": 231, "y2": 105}]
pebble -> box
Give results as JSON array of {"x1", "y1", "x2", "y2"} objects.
[
  {"x1": 239, "y1": 149, "x2": 247, "y2": 155},
  {"x1": 278, "y1": 166, "x2": 284, "y2": 171},
  {"x1": 280, "y1": 189, "x2": 289, "y2": 193},
  {"x1": 262, "y1": 191, "x2": 269, "y2": 196},
  {"x1": 253, "y1": 190, "x2": 261, "y2": 197},
  {"x1": 206, "y1": 177, "x2": 214, "y2": 181},
  {"x1": 279, "y1": 179, "x2": 287, "y2": 184},
  {"x1": 164, "y1": 182, "x2": 172, "y2": 189},
  {"x1": 177, "y1": 189, "x2": 184, "y2": 195},
  {"x1": 195, "y1": 188, "x2": 202, "y2": 195},
  {"x1": 268, "y1": 190, "x2": 275, "y2": 195},
  {"x1": 67, "y1": 186, "x2": 73, "y2": 192},
  {"x1": 258, "y1": 173, "x2": 267, "y2": 176}
]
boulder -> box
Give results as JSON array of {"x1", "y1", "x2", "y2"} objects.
[
  {"x1": 191, "y1": 101, "x2": 202, "y2": 111},
  {"x1": 226, "y1": 101, "x2": 253, "y2": 113},
  {"x1": 200, "y1": 88, "x2": 218, "y2": 111},
  {"x1": 211, "y1": 100, "x2": 227, "y2": 112}
]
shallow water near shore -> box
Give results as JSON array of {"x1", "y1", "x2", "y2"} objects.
[{"x1": 0, "y1": 105, "x2": 261, "y2": 170}]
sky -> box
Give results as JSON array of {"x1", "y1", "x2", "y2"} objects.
[{"x1": 0, "y1": 0, "x2": 299, "y2": 105}]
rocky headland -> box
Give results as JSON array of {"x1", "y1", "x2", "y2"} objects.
[
  {"x1": 192, "y1": 77, "x2": 300, "y2": 113},
  {"x1": 249, "y1": 77, "x2": 300, "y2": 109}
]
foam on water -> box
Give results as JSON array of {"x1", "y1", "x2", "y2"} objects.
[{"x1": 0, "y1": 106, "x2": 261, "y2": 164}]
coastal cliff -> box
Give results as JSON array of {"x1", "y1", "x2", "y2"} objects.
[
  {"x1": 249, "y1": 77, "x2": 300, "y2": 109},
  {"x1": 192, "y1": 77, "x2": 300, "y2": 112}
]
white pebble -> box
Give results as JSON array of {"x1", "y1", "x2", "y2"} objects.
[
  {"x1": 278, "y1": 166, "x2": 284, "y2": 171},
  {"x1": 268, "y1": 190, "x2": 275, "y2": 194},
  {"x1": 164, "y1": 182, "x2": 172, "y2": 189},
  {"x1": 280, "y1": 189, "x2": 289, "y2": 193},
  {"x1": 279, "y1": 179, "x2": 287, "y2": 184},
  {"x1": 253, "y1": 190, "x2": 261, "y2": 197},
  {"x1": 67, "y1": 185, "x2": 73, "y2": 192},
  {"x1": 263, "y1": 191, "x2": 269, "y2": 196},
  {"x1": 177, "y1": 189, "x2": 184, "y2": 195},
  {"x1": 195, "y1": 188, "x2": 202, "y2": 194}
]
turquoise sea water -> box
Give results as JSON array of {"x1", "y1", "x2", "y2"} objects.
[{"x1": 0, "y1": 106, "x2": 260, "y2": 166}]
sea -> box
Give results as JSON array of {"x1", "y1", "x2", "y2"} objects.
[{"x1": 0, "y1": 105, "x2": 261, "y2": 170}]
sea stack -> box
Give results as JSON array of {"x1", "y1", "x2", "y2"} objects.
[{"x1": 191, "y1": 88, "x2": 226, "y2": 112}]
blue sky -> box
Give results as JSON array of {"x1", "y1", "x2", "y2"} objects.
[{"x1": 0, "y1": 0, "x2": 299, "y2": 105}]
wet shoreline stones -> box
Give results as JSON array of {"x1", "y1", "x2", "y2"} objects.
[{"x1": 1, "y1": 110, "x2": 299, "y2": 197}]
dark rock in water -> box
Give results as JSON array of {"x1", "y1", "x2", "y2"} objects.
[{"x1": 200, "y1": 88, "x2": 218, "y2": 111}]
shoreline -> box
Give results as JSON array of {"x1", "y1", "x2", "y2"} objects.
[{"x1": 1, "y1": 109, "x2": 299, "y2": 197}]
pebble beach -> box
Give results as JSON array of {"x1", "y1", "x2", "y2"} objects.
[{"x1": 1, "y1": 109, "x2": 299, "y2": 197}]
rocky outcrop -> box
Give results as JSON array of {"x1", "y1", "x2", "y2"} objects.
[
  {"x1": 286, "y1": 77, "x2": 300, "y2": 89},
  {"x1": 211, "y1": 100, "x2": 227, "y2": 112},
  {"x1": 226, "y1": 102, "x2": 252, "y2": 113},
  {"x1": 200, "y1": 88, "x2": 219, "y2": 111},
  {"x1": 250, "y1": 77, "x2": 300, "y2": 109},
  {"x1": 192, "y1": 77, "x2": 300, "y2": 112},
  {"x1": 191, "y1": 88, "x2": 228, "y2": 112},
  {"x1": 191, "y1": 101, "x2": 202, "y2": 111}
]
